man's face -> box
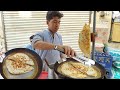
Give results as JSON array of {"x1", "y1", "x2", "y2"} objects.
[{"x1": 47, "y1": 16, "x2": 61, "y2": 33}]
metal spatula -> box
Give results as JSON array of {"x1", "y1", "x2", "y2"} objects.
[{"x1": 57, "y1": 47, "x2": 95, "y2": 66}]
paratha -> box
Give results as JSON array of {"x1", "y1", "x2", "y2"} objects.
[
  {"x1": 7, "y1": 53, "x2": 34, "y2": 66},
  {"x1": 58, "y1": 62, "x2": 87, "y2": 78},
  {"x1": 5, "y1": 53, "x2": 34, "y2": 74},
  {"x1": 6, "y1": 59, "x2": 34, "y2": 75},
  {"x1": 69, "y1": 62, "x2": 98, "y2": 77},
  {"x1": 78, "y1": 24, "x2": 91, "y2": 58},
  {"x1": 57, "y1": 61, "x2": 98, "y2": 79}
]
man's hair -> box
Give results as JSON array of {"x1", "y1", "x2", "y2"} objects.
[{"x1": 46, "y1": 11, "x2": 63, "y2": 21}]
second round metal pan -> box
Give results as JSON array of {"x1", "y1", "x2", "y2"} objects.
[
  {"x1": 1, "y1": 48, "x2": 43, "y2": 79},
  {"x1": 54, "y1": 58, "x2": 106, "y2": 79}
]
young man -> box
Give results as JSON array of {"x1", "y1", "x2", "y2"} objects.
[{"x1": 32, "y1": 11, "x2": 76, "y2": 79}]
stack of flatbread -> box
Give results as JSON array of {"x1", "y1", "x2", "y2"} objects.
[
  {"x1": 78, "y1": 24, "x2": 91, "y2": 58},
  {"x1": 5, "y1": 53, "x2": 34, "y2": 75}
]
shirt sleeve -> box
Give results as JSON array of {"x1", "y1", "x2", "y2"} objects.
[{"x1": 31, "y1": 32, "x2": 43, "y2": 48}]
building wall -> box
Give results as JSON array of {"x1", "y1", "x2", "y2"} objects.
[
  {"x1": 0, "y1": 11, "x2": 5, "y2": 53},
  {"x1": 108, "y1": 43, "x2": 120, "y2": 49},
  {"x1": 2, "y1": 11, "x2": 90, "y2": 54},
  {"x1": 91, "y1": 11, "x2": 120, "y2": 49},
  {"x1": 1, "y1": 11, "x2": 120, "y2": 54}
]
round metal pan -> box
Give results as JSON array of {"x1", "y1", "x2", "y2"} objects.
[
  {"x1": 54, "y1": 58, "x2": 106, "y2": 79},
  {"x1": 1, "y1": 48, "x2": 43, "y2": 79}
]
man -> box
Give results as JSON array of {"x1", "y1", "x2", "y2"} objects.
[{"x1": 32, "y1": 11, "x2": 76, "y2": 79}]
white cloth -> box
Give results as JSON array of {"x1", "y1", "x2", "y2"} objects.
[{"x1": 0, "y1": 74, "x2": 4, "y2": 79}]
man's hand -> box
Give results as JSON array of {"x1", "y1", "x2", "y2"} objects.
[{"x1": 62, "y1": 45, "x2": 76, "y2": 57}]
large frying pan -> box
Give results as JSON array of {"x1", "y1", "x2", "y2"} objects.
[
  {"x1": 54, "y1": 58, "x2": 106, "y2": 79},
  {"x1": 0, "y1": 48, "x2": 43, "y2": 79},
  {"x1": 53, "y1": 47, "x2": 106, "y2": 79}
]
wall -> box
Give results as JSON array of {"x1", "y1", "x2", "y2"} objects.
[
  {"x1": 108, "y1": 43, "x2": 120, "y2": 49},
  {"x1": 90, "y1": 11, "x2": 120, "y2": 49},
  {"x1": 2, "y1": 11, "x2": 90, "y2": 54},
  {"x1": 0, "y1": 11, "x2": 5, "y2": 53}
]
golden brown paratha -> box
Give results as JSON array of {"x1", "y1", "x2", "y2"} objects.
[
  {"x1": 58, "y1": 62, "x2": 87, "y2": 78},
  {"x1": 8, "y1": 53, "x2": 34, "y2": 66},
  {"x1": 57, "y1": 61, "x2": 98, "y2": 79},
  {"x1": 6, "y1": 59, "x2": 34, "y2": 75},
  {"x1": 5, "y1": 53, "x2": 34, "y2": 74},
  {"x1": 78, "y1": 24, "x2": 91, "y2": 58}
]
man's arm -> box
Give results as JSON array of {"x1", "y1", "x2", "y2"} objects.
[
  {"x1": 34, "y1": 40, "x2": 67, "y2": 51},
  {"x1": 32, "y1": 34, "x2": 76, "y2": 57},
  {"x1": 34, "y1": 40, "x2": 55, "y2": 50},
  {"x1": 34, "y1": 40, "x2": 76, "y2": 57}
]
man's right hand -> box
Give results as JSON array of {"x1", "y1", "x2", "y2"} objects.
[{"x1": 57, "y1": 45, "x2": 76, "y2": 57}]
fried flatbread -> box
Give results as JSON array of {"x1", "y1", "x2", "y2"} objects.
[
  {"x1": 57, "y1": 61, "x2": 98, "y2": 78},
  {"x1": 7, "y1": 53, "x2": 34, "y2": 66},
  {"x1": 78, "y1": 24, "x2": 91, "y2": 58},
  {"x1": 5, "y1": 53, "x2": 34, "y2": 74},
  {"x1": 69, "y1": 61, "x2": 97, "y2": 77},
  {"x1": 6, "y1": 59, "x2": 34, "y2": 75},
  {"x1": 58, "y1": 62, "x2": 87, "y2": 78}
]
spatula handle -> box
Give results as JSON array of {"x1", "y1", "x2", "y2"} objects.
[{"x1": 57, "y1": 46, "x2": 65, "y2": 54}]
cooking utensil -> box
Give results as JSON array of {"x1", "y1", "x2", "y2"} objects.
[
  {"x1": 0, "y1": 48, "x2": 43, "y2": 79},
  {"x1": 54, "y1": 58, "x2": 106, "y2": 79},
  {"x1": 72, "y1": 56, "x2": 95, "y2": 66},
  {"x1": 57, "y1": 47, "x2": 95, "y2": 66},
  {"x1": 44, "y1": 46, "x2": 95, "y2": 69}
]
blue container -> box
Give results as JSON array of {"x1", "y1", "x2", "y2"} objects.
[
  {"x1": 94, "y1": 52, "x2": 113, "y2": 78},
  {"x1": 94, "y1": 52, "x2": 113, "y2": 70}
]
